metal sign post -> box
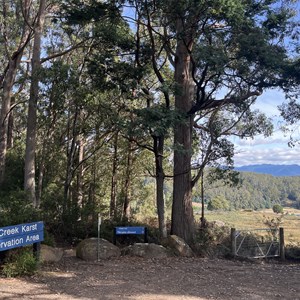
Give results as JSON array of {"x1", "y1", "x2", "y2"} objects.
[{"x1": 97, "y1": 214, "x2": 101, "y2": 261}]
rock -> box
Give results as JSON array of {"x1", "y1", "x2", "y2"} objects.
[
  {"x1": 167, "y1": 235, "x2": 194, "y2": 257},
  {"x1": 122, "y1": 243, "x2": 170, "y2": 258},
  {"x1": 76, "y1": 238, "x2": 121, "y2": 261},
  {"x1": 40, "y1": 245, "x2": 64, "y2": 263}
]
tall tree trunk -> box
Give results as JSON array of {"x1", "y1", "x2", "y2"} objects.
[
  {"x1": 0, "y1": 1, "x2": 31, "y2": 185},
  {"x1": 110, "y1": 132, "x2": 119, "y2": 219},
  {"x1": 154, "y1": 135, "x2": 167, "y2": 238},
  {"x1": 24, "y1": 0, "x2": 46, "y2": 206},
  {"x1": 171, "y1": 22, "x2": 195, "y2": 243},
  {"x1": 0, "y1": 42, "x2": 31, "y2": 184},
  {"x1": 0, "y1": 66, "x2": 16, "y2": 185},
  {"x1": 7, "y1": 96, "x2": 15, "y2": 149},
  {"x1": 63, "y1": 108, "x2": 79, "y2": 218},
  {"x1": 36, "y1": 159, "x2": 44, "y2": 208},
  {"x1": 76, "y1": 136, "x2": 84, "y2": 215},
  {"x1": 123, "y1": 140, "x2": 133, "y2": 220}
]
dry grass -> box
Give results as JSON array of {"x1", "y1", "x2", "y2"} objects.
[{"x1": 199, "y1": 207, "x2": 300, "y2": 244}]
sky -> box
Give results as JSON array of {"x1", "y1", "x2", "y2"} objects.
[
  {"x1": 233, "y1": 90, "x2": 300, "y2": 166},
  {"x1": 233, "y1": 1, "x2": 300, "y2": 167},
  {"x1": 121, "y1": 3, "x2": 300, "y2": 167}
]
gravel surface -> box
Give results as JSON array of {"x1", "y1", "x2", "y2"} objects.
[{"x1": 0, "y1": 253, "x2": 299, "y2": 300}]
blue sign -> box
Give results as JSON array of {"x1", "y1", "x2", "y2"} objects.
[
  {"x1": 0, "y1": 221, "x2": 44, "y2": 251},
  {"x1": 116, "y1": 226, "x2": 145, "y2": 235}
]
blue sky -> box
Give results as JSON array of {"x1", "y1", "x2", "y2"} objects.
[
  {"x1": 233, "y1": 1, "x2": 300, "y2": 167},
  {"x1": 233, "y1": 90, "x2": 300, "y2": 166},
  {"x1": 122, "y1": 2, "x2": 300, "y2": 167}
]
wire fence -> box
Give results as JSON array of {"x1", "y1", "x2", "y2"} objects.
[{"x1": 232, "y1": 228, "x2": 282, "y2": 259}]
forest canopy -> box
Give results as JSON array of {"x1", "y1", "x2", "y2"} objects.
[
  {"x1": 0, "y1": 0, "x2": 299, "y2": 243},
  {"x1": 200, "y1": 171, "x2": 300, "y2": 211}
]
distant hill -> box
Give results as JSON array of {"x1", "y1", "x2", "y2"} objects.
[
  {"x1": 204, "y1": 169, "x2": 300, "y2": 210},
  {"x1": 235, "y1": 164, "x2": 300, "y2": 177}
]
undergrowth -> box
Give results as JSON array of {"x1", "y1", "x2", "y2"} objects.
[{"x1": 1, "y1": 248, "x2": 38, "y2": 278}]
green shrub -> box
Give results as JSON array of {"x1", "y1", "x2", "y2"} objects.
[
  {"x1": 1, "y1": 248, "x2": 38, "y2": 278},
  {"x1": 0, "y1": 190, "x2": 40, "y2": 228},
  {"x1": 272, "y1": 204, "x2": 283, "y2": 214},
  {"x1": 43, "y1": 230, "x2": 56, "y2": 247},
  {"x1": 194, "y1": 221, "x2": 231, "y2": 257},
  {"x1": 207, "y1": 195, "x2": 230, "y2": 211},
  {"x1": 286, "y1": 243, "x2": 300, "y2": 260}
]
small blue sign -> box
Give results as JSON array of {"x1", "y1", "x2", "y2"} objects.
[
  {"x1": 0, "y1": 221, "x2": 44, "y2": 251},
  {"x1": 116, "y1": 226, "x2": 145, "y2": 235}
]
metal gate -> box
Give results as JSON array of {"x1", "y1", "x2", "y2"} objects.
[{"x1": 232, "y1": 228, "x2": 281, "y2": 259}]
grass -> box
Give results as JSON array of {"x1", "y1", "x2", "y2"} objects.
[{"x1": 194, "y1": 206, "x2": 300, "y2": 244}]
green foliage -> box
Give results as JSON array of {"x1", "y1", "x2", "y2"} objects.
[
  {"x1": 1, "y1": 150, "x2": 24, "y2": 192},
  {"x1": 0, "y1": 190, "x2": 40, "y2": 228},
  {"x1": 132, "y1": 106, "x2": 185, "y2": 138},
  {"x1": 205, "y1": 172, "x2": 300, "y2": 210},
  {"x1": 273, "y1": 204, "x2": 284, "y2": 214},
  {"x1": 195, "y1": 221, "x2": 231, "y2": 257},
  {"x1": 131, "y1": 180, "x2": 158, "y2": 221},
  {"x1": 1, "y1": 248, "x2": 38, "y2": 278},
  {"x1": 67, "y1": 1, "x2": 120, "y2": 24},
  {"x1": 43, "y1": 230, "x2": 56, "y2": 247},
  {"x1": 1, "y1": 0, "x2": 298, "y2": 247},
  {"x1": 207, "y1": 195, "x2": 230, "y2": 211},
  {"x1": 263, "y1": 214, "x2": 283, "y2": 241},
  {"x1": 40, "y1": 183, "x2": 64, "y2": 228},
  {"x1": 286, "y1": 243, "x2": 300, "y2": 260}
]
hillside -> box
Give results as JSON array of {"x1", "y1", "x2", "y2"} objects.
[
  {"x1": 235, "y1": 164, "x2": 300, "y2": 176},
  {"x1": 203, "y1": 171, "x2": 300, "y2": 210}
]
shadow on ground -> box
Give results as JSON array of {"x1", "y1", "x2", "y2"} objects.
[{"x1": 1, "y1": 255, "x2": 300, "y2": 300}]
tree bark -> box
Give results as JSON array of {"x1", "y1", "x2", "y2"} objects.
[
  {"x1": 0, "y1": 2, "x2": 32, "y2": 184},
  {"x1": 7, "y1": 96, "x2": 15, "y2": 149},
  {"x1": 154, "y1": 135, "x2": 167, "y2": 238},
  {"x1": 24, "y1": 0, "x2": 46, "y2": 206},
  {"x1": 76, "y1": 136, "x2": 84, "y2": 214},
  {"x1": 123, "y1": 140, "x2": 133, "y2": 220},
  {"x1": 63, "y1": 108, "x2": 79, "y2": 217},
  {"x1": 110, "y1": 132, "x2": 119, "y2": 219},
  {"x1": 0, "y1": 64, "x2": 17, "y2": 184},
  {"x1": 171, "y1": 20, "x2": 195, "y2": 243}
]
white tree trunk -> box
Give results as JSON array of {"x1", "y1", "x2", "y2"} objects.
[
  {"x1": 0, "y1": 1, "x2": 32, "y2": 185},
  {"x1": 24, "y1": 0, "x2": 47, "y2": 206}
]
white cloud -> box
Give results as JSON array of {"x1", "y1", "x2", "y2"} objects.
[
  {"x1": 253, "y1": 89, "x2": 286, "y2": 117},
  {"x1": 234, "y1": 146, "x2": 300, "y2": 166},
  {"x1": 232, "y1": 89, "x2": 300, "y2": 166},
  {"x1": 236, "y1": 136, "x2": 288, "y2": 147}
]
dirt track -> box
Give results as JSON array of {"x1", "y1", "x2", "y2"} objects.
[{"x1": 0, "y1": 255, "x2": 299, "y2": 300}]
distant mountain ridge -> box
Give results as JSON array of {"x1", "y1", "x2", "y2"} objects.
[{"x1": 235, "y1": 164, "x2": 300, "y2": 177}]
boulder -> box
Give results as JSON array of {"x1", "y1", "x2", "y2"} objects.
[
  {"x1": 122, "y1": 243, "x2": 170, "y2": 258},
  {"x1": 76, "y1": 238, "x2": 121, "y2": 261},
  {"x1": 40, "y1": 244, "x2": 64, "y2": 263},
  {"x1": 167, "y1": 235, "x2": 194, "y2": 257}
]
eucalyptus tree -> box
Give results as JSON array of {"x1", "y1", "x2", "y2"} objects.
[
  {"x1": 61, "y1": 1, "x2": 149, "y2": 221},
  {"x1": 0, "y1": 0, "x2": 34, "y2": 185},
  {"x1": 192, "y1": 104, "x2": 273, "y2": 224},
  {"x1": 61, "y1": 0, "x2": 300, "y2": 243},
  {"x1": 128, "y1": 0, "x2": 299, "y2": 243},
  {"x1": 24, "y1": 0, "x2": 47, "y2": 207}
]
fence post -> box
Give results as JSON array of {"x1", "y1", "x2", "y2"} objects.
[
  {"x1": 231, "y1": 228, "x2": 236, "y2": 258},
  {"x1": 279, "y1": 227, "x2": 285, "y2": 261}
]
